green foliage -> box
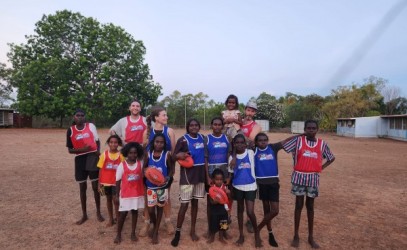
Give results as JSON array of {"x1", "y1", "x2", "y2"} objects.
[
  {"x1": 255, "y1": 92, "x2": 285, "y2": 128},
  {"x1": 0, "y1": 63, "x2": 14, "y2": 107},
  {"x1": 7, "y1": 10, "x2": 161, "y2": 127}
]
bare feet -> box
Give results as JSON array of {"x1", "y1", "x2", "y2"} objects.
[
  {"x1": 190, "y1": 232, "x2": 199, "y2": 241},
  {"x1": 219, "y1": 237, "x2": 228, "y2": 245},
  {"x1": 97, "y1": 213, "x2": 105, "y2": 222},
  {"x1": 206, "y1": 234, "x2": 215, "y2": 244},
  {"x1": 203, "y1": 231, "x2": 209, "y2": 239},
  {"x1": 131, "y1": 233, "x2": 138, "y2": 242},
  {"x1": 308, "y1": 237, "x2": 320, "y2": 249},
  {"x1": 235, "y1": 235, "x2": 244, "y2": 246},
  {"x1": 291, "y1": 236, "x2": 300, "y2": 248},
  {"x1": 255, "y1": 233, "x2": 263, "y2": 248},
  {"x1": 114, "y1": 235, "x2": 121, "y2": 244},
  {"x1": 75, "y1": 215, "x2": 88, "y2": 225}
]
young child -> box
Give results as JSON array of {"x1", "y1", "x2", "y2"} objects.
[
  {"x1": 254, "y1": 132, "x2": 300, "y2": 247},
  {"x1": 228, "y1": 134, "x2": 262, "y2": 248},
  {"x1": 171, "y1": 118, "x2": 206, "y2": 247},
  {"x1": 144, "y1": 134, "x2": 174, "y2": 244},
  {"x1": 222, "y1": 94, "x2": 242, "y2": 140},
  {"x1": 207, "y1": 169, "x2": 231, "y2": 245},
  {"x1": 97, "y1": 134, "x2": 124, "y2": 227},
  {"x1": 204, "y1": 117, "x2": 231, "y2": 237},
  {"x1": 283, "y1": 120, "x2": 335, "y2": 248},
  {"x1": 114, "y1": 142, "x2": 145, "y2": 244}
]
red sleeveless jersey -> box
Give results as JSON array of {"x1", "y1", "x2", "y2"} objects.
[
  {"x1": 241, "y1": 121, "x2": 256, "y2": 137},
  {"x1": 124, "y1": 116, "x2": 146, "y2": 144},
  {"x1": 99, "y1": 151, "x2": 122, "y2": 186},
  {"x1": 70, "y1": 123, "x2": 97, "y2": 155},
  {"x1": 294, "y1": 136, "x2": 323, "y2": 173},
  {"x1": 120, "y1": 161, "x2": 144, "y2": 198}
]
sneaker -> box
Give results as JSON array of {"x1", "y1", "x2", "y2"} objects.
[
  {"x1": 166, "y1": 221, "x2": 175, "y2": 235},
  {"x1": 139, "y1": 222, "x2": 150, "y2": 237}
]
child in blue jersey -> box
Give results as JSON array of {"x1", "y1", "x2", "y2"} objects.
[
  {"x1": 228, "y1": 134, "x2": 262, "y2": 248},
  {"x1": 204, "y1": 117, "x2": 231, "y2": 238},
  {"x1": 254, "y1": 132, "x2": 300, "y2": 247},
  {"x1": 143, "y1": 133, "x2": 174, "y2": 244}
]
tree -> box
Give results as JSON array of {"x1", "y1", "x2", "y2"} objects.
[
  {"x1": 0, "y1": 63, "x2": 14, "y2": 107},
  {"x1": 7, "y1": 10, "x2": 161, "y2": 127},
  {"x1": 255, "y1": 92, "x2": 285, "y2": 128}
]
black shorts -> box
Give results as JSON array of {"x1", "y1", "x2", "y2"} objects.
[
  {"x1": 209, "y1": 210, "x2": 229, "y2": 233},
  {"x1": 104, "y1": 186, "x2": 117, "y2": 196},
  {"x1": 258, "y1": 183, "x2": 280, "y2": 202},
  {"x1": 232, "y1": 187, "x2": 256, "y2": 201},
  {"x1": 75, "y1": 154, "x2": 99, "y2": 183}
]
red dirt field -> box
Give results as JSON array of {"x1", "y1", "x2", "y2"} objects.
[{"x1": 0, "y1": 128, "x2": 406, "y2": 249}]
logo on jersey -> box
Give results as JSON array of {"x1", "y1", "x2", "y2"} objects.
[
  {"x1": 303, "y1": 150, "x2": 318, "y2": 159},
  {"x1": 193, "y1": 142, "x2": 204, "y2": 149},
  {"x1": 148, "y1": 166, "x2": 163, "y2": 173},
  {"x1": 106, "y1": 163, "x2": 119, "y2": 170},
  {"x1": 127, "y1": 174, "x2": 140, "y2": 181},
  {"x1": 238, "y1": 162, "x2": 251, "y2": 169},
  {"x1": 258, "y1": 153, "x2": 274, "y2": 161},
  {"x1": 75, "y1": 132, "x2": 90, "y2": 140},
  {"x1": 212, "y1": 142, "x2": 227, "y2": 148},
  {"x1": 130, "y1": 125, "x2": 144, "y2": 131}
]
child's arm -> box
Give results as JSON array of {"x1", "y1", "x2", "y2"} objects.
[
  {"x1": 322, "y1": 157, "x2": 335, "y2": 170},
  {"x1": 167, "y1": 152, "x2": 175, "y2": 178},
  {"x1": 235, "y1": 112, "x2": 243, "y2": 126},
  {"x1": 168, "y1": 127, "x2": 176, "y2": 155}
]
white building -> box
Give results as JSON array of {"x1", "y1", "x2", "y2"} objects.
[{"x1": 337, "y1": 115, "x2": 407, "y2": 141}]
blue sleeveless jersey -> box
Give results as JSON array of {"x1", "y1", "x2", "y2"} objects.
[
  {"x1": 254, "y1": 145, "x2": 278, "y2": 179},
  {"x1": 207, "y1": 134, "x2": 229, "y2": 165},
  {"x1": 184, "y1": 133, "x2": 205, "y2": 165},
  {"x1": 147, "y1": 126, "x2": 172, "y2": 152},
  {"x1": 233, "y1": 150, "x2": 256, "y2": 186},
  {"x1": 146, "y1": 151, "x2": 168, "y2": 188}
]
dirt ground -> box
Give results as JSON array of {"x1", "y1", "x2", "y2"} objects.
[{"x1": 0, "y1": 128, "x2": 406, "y2": 250}]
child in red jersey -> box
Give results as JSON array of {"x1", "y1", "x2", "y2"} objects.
[
  {"x1": 66, "y1": 108, "x2": 103, "y2": 225},
  {"x1": 114, "y1": 142, "x2": 145, "y2": 244},
  {"x1": 283, "y1": 120, "x2": 335, "y2": 249},
  {"x1": 97, "y1": 134, "x2": 125, "y2": 227}
]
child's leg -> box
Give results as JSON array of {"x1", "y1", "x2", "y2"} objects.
[
  {"x1": 291, "y1": 195, "x2": 305, "y2": 247},
  {"x1": 131, "y1": 210, "x2": 139, "y2": 242},
  {"x1": 163, "y1": 187, "x2": 174, "y2": 235},
  {"x1": 205, "y1": 195, "x2": 211, "y2": 238},
  {"x1": 106, "y1": 193, "x2": 114, "y2": 226},
  {"x1": 147, "y1": 206, "x2": 157, "y2": 237},
  {"x1": 139, "y1": 193, "x2": 151, "y2": 237},
  {"x1": 219, "y1": 230, "x2": 228, "y2": 244},
  {"x1": 257, "y1": 200, "x2": 271, "y2": 232},
  {"x1": 114, "y1": 211, "x2": 128, "y2": 244},
  {"x1": 245, "y1": 199, "x2": 262, "y2": 248},
  {"x1": 113, "y1": 194, "x2": 119, "y2": 223},
  {"x1": 235, "y1": 199, "x2": 245, "y2": 246},
  {"x1": 170, "y1": 202, "x2": 189, "y2": 247},
  {"x1": 91, "y1": 180, "x2": 104, "y2": 222},
  {"x1": 151, "y1": 206, "x2": 164, "y2": 244},
  {"x1": 306, "y1": 197, "x2": 319, "y2": 248},
  {"x1": 77, "y1": 182, "x2": 88, "y2": 225},
  {"x1": 190, "y1": 199, "x2": 199, "y2": 241}
]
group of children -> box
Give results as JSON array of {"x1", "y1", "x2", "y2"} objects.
[{"x1": 66, "y1": 95, "x2": 335, "y2": 249}]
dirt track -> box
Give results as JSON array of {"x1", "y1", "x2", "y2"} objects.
[{"x1": 0, "y1": 128, "x2": 406, "y2": 249}]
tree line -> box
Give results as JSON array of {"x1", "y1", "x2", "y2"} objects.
[{"x1": 1, "y1": 10, "x2": 406, "y2": 129}]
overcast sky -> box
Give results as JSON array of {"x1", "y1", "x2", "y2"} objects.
[{"x1": 1, "y1": 0, "x2": 406, "y2": 103}]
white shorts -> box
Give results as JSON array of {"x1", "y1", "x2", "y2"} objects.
[{"x1": 179, "y1": 183, "x2": 205, "y2": 203}]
